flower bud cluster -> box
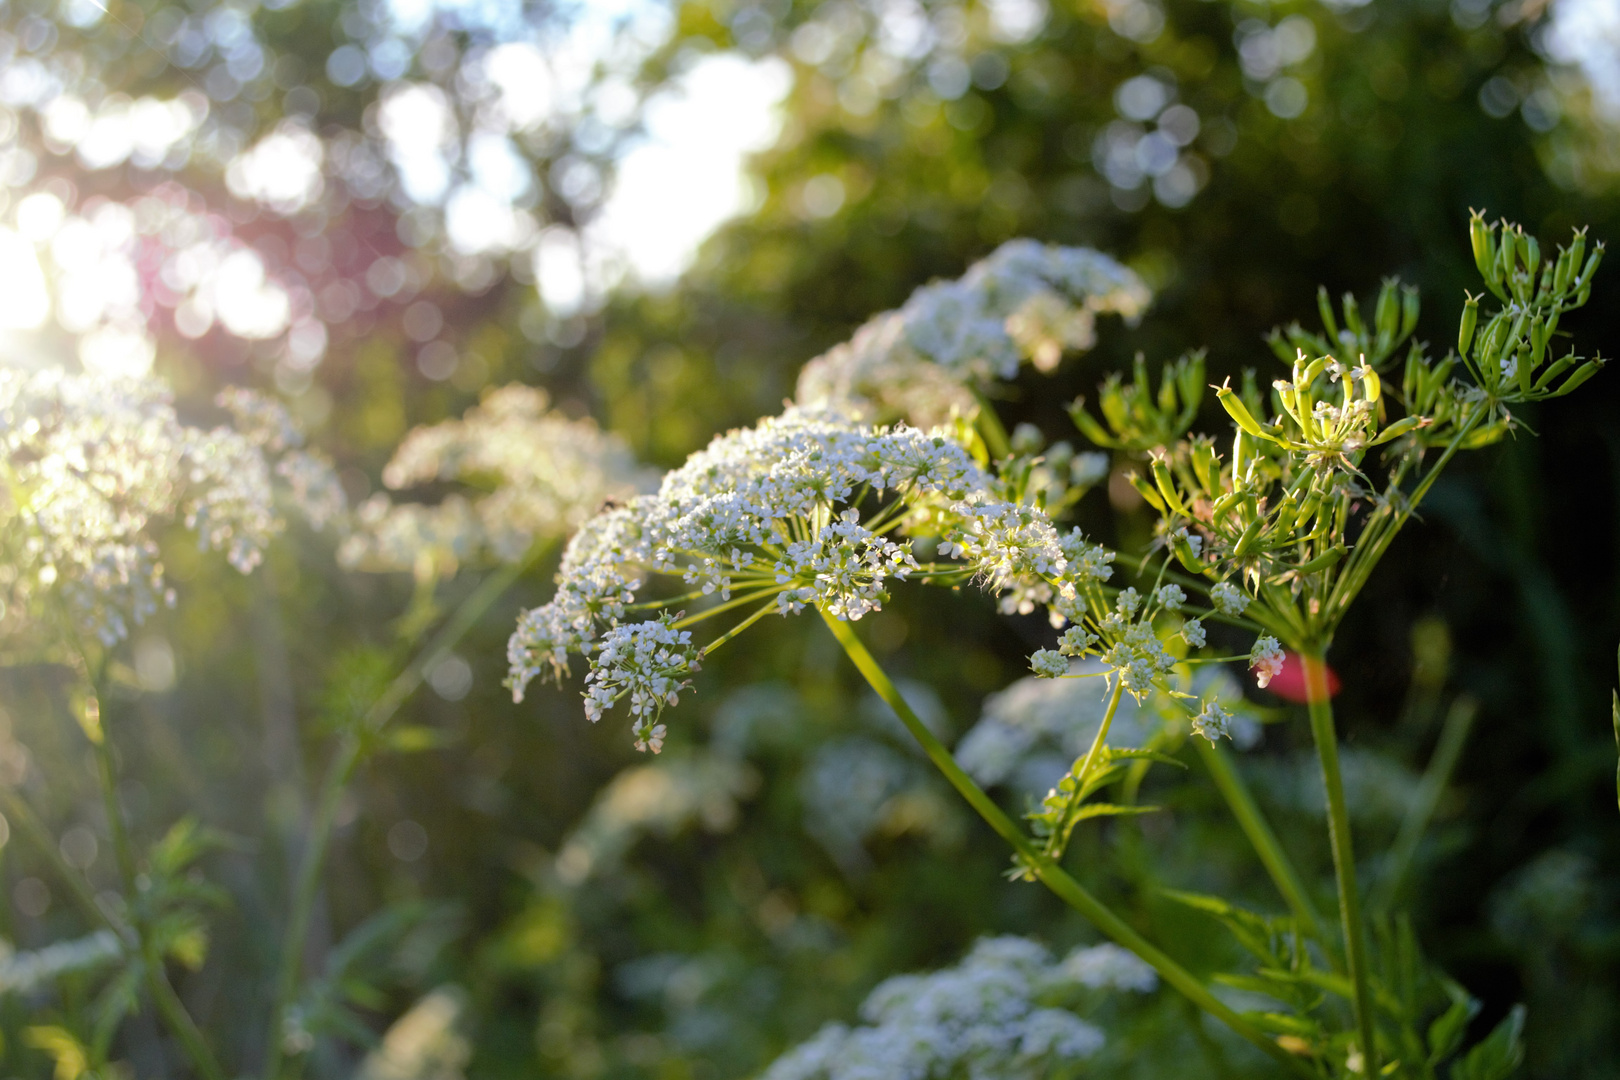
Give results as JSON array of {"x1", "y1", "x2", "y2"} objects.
[{"x1": 796, "y1": 241, "x2": 1150, "y2": 427}]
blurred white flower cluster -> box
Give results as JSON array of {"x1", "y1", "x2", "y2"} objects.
[
  {"x1": 761, "y1": 936, "x2": 1156, "y2": 1080},
  {"x1": 796, "y1": 240, "x2": 1150, "y2": 427},
  {"x1": 0, "y1": 370, "x2": 336, "y2": 645},
  {"x1": 338, "y1": 384, "x2": 652, "y2": 578}
]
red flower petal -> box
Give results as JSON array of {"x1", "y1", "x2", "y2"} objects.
[{"x1": 1262, "y1": 651, "x2": 1341, "y2": 703}]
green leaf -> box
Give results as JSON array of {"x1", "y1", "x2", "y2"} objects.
[
  {"x1": 382, "y1": 725, "x2": 458, "y2": 753},
  {"x1": 1242, "y1": 1011, "x2": 1323, "y2": 1038},
  {"x1": 1073, "y1": 803, "x2": 1161, "y2": 821},
  {"x1": 1427, "y1": 987, "x2": 1479, "y2": 1065},
  {"x1": 1449, "y1": 1005, "x2": 1525, "y2": 1080}
]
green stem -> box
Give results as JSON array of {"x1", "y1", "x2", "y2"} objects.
[
  {"x1": 1371, "y1": 696, "x2": 1478, "y2": 917},
  {"x1": 820, "y1": 610, "x2": 1314, "y2": 1079},
  {"x1": 1194, "y1": 739, "x2": 1324, "y2": 940},
  {"x1": 265, "y1": 546, "x2": 545, "y2": 1079},
  {"x1": 88, "y1": 698, "x2": 226, "y2": 1080},
  {"x1": 1049, "y1": 680, "x2": 1124, "y2": 857},
  {"x1": 1301, "y1": 649, "x2": 1378, "y2": 1074}
]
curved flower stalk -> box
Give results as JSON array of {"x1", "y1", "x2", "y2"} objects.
[
  {"x1": 795, "y1": 240, "x2": 1150, "y2": 433},
  {"x1": 761, "y1": 936, "x2": 1156, "y2": 1080},
  {"x1": 338, "y1": 383, "x2": 653, "y2": 580},
  {"x1": 0, "y1": 371, "x2": 338, "y2": 648}
]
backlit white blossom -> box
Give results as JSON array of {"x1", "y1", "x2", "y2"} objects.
[
  {"x1": 796, "y1": 241, "x2": 1151, "y2": 427},
  {"x1": 0, "y1": 370, "x2": 294, "y2": 644}
]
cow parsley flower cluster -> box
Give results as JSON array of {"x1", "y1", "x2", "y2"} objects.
[
  {"x1": 796, "y1": 241, "x2": 1151, "y2": 427},
  {"x1": 760, "y1": 936, "x2": 1155, "y2": 1080},
  {"x1": 509, "y1": 405, "x2": 1246, "y2": 749},
  {"x1": 338, "y1": 384, "x2": 651, "y2": 576},
  {"x1": 0, "y1": 370, "x2": 318, "y2": 645}
]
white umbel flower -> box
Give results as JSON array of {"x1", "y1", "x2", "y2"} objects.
[
  {"x1": 508, "y1": 406, "x2": 1158, "y2": 746},
  {"x1": 0, "y1": 370, "x2": 293, "y2": 644},
  {"x1": 796, "y1": 241, "x2": 1151, "y2": 427},
  {"x1": 1209, "y1": 580, "x2": 1252, "y2": 616}
]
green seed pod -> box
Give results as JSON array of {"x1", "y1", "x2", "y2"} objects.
[
  {"x1": 1232, "y1": 516, "x2": 1266, "y2": 559},
  {"x1": 1300, "y1": 355, "x2": 1329, "y2": 387},
  {"x1": 1470, "y1": 210, "x2": 1494, "y2": 278},
  {"x1": 1151, "y1": 456, "x2": 1191, "y2": 517},
  {"x1": 1217, "y1": 384, "x2": 1272, "y2": 440},
  {"x1": 1127, "y1": 471, "x2": 1166, "y2": 513},
  {"x1": 1230, "y1": 430, "x2": 1249, "y2": 483},
  {"x1": 1530, "y1": 317, "x2": 1549, "y2": 366},
  {"x1": 1098, "y1": 378, "x2": 1129, "y2": 432},
  {"x1": 1212, "y1": 489, "x2": 1243, "y2": 527},
  {"x1": 1403, "y1": 348, "x2": 1423, "y2": 404},
  {"x1": 1157, "y1": 369, "x2": 1178, "y2": 415},
  {"x1": 1569, "y1": 227, "x2": 1587, "y2": 278},
  {"x1": 1296, "y1": 545, "x2": 1347, "y2": 574},
  {"x1": 1553, "y1": 246, "x2": 1574, "y2": 296},
  {"x1": 1555, "y1": 357, "x2": 1607, "y2": 397},
  {"x1": 1375, "y1": 279, "x2": 1399, "y2": 343},
  {"x1": 1522, "y1": 233, "x2": 1540, "y2": 280},
  {"x1": 1361, "y1": 366, "x2": 1382, "y2": 404},
  {"x1": 1067, "y1": 398, "x2": 1118, "y2": 449},
  {"x1": 1342, "y1": 292, "x2": 1366, "y2": 340},
  {"x1": 1533, "y1": 352, "x2": 1577, "y2": 392},
  {"x1": 1272, "y1": 492, "x2": 1301, "y2": 537},
  {"x1": 1171, "y1": 531, "x2": 1208, "y2": 574},
  {"x1": 1317, "y1": 285, "x2": 1340, "y2": 341},
  {"x1": 1401, "y1": 285, "x2": 1421, "y2": 339},
  {"x1": 1458, "y1": 293, "x2": 1479, "y2": 357},
  {"x1": 1191, "y1": 440, "x2": 1219, "y2": 495},
  {"x1": 1578, "y1": 244, "x2": 1606, "y2": 291},
  {"x1": 1369, "y1": 414, "x2": 1430, "y2": 446},
  {"x1": 1517, "y1": 345, "x2": 1534, "y2": 396}
]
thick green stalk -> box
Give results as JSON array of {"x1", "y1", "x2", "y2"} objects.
[
  {"x1": 820, "y1": 611, "x2": 1315, "y2": 1078},
  {"x1": 1372, "y1": 696, "x2": 1478, "y2": 916},
  {"x1": 1194, "y1": 740, "x2": 1324, "y2": 939},
  {"x1": 1301, "y1": 650, "x2": 1378, "y2": 1074},
  {"x1": 265, "y1": 548, "x2": 543, "y2": 1079}
]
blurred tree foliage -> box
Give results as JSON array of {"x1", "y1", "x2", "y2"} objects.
[{"x1": 1, "y1": 0, "x2": 1618, "y2": 1076}]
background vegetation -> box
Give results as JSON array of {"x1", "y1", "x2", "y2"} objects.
[{"x1": 1, "y1": 0, "x2": 1618, "y2": 1075}]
